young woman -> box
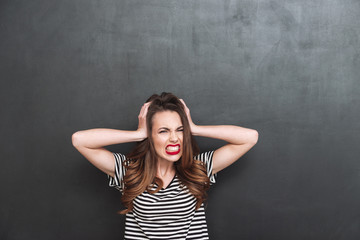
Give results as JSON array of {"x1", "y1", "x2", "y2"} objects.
[{"x1": 72, "y1": 92, "x2": 258, "y2": 240}]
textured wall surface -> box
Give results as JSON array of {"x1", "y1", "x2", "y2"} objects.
[{"x1": 1, "y1": 0, "x2": 360, "y2": 239}]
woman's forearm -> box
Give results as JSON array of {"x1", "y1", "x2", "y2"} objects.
[
  {"x1": 72, "y1": 103, "x2": 149, "y2": 150},
  {"x1": 72, "y1": 128, "x2": 145, "y2": 149},
  {"x1": 191, "y1": 125, "x2": 258, "y2": 145}
]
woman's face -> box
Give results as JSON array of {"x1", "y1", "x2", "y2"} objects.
[{"x1": 151, "y1": 110, "x2": 184, "y2": 164}]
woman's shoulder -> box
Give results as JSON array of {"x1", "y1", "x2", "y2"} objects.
[
  {"x1": 193, "y1": 151, "x2": 214, "y2": 161},
  {"x1": 113, "y1": 152, "x2": 136, "y2": 164}
]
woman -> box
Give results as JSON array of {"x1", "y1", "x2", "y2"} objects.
[{"x1": 72, "y1": 92, "x2": 258, "y2": 239}]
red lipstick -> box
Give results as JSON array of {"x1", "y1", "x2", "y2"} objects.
[{"x1": 165, "y1": 144, "x2": 181, "y2": 155}]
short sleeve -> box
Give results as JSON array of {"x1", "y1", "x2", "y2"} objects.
[
  {"x1": 108, "y1": 152, "x2": 127, "y2": 192},
  {"x1": 194, "y1": 151, "x2": 217, "y2": 184}
]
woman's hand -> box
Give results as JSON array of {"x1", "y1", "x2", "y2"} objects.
[
  {"x1": 180, "y1": 99, "x2": 198, "y2": 134},
  {"x1": 136, "y1": 102, "x2": 151, "y2": 140}
]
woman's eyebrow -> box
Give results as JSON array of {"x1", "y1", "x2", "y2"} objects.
[{"x1": 158, "y1": 126, "x2": 183, "y2": 131}]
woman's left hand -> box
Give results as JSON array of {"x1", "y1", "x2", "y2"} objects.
[{"x1": 180, "y1": 99, "x2": 198, "y2": 134}]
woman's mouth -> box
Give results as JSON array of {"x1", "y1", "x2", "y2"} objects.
[{"x1": 165, "y1": 144, "x2": 181, "y2": 155}]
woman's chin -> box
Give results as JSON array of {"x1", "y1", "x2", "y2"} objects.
[{"x1": 158, "y1": 152, "x2": 182, "y2": 163}]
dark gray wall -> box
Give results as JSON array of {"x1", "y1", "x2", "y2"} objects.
[{"x1": 1, "y1": 0, "x2": 359, "y2": 239}]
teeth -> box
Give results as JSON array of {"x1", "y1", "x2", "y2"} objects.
[{"x1": 166, "y1": 146, "x2": 179, "y2": 151}]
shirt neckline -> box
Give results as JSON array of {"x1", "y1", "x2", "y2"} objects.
[{"x1": 161, "y1": 174, "x2": 177, "y2": 190}]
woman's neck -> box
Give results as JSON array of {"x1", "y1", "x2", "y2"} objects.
[{"x1": 156, "y1": 159, "x2": 175, "y2": 178}]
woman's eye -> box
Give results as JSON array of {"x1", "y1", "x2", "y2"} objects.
[
  {"x1": 159, "y1": 130, "x2": 167, "y2": 133},
  {"x1": 178, "y1": 129, "x2": 184, "y2": 132}
]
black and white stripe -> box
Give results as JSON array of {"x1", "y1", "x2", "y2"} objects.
[{"x1": 108, "y1": 151, "x2": 216, "y2": 240}]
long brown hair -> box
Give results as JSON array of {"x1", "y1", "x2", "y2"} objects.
[{"x1": 119, "y1": 92, "x2": 210, "y2": 214}]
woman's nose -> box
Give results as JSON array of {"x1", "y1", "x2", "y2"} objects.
[{"x1": 169, "y1": 131, "x2": 179, "y2": 142}]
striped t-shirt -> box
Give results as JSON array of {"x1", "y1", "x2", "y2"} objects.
[{"x1": 108, "y1": 151, "x2": 216, "y2": 240}]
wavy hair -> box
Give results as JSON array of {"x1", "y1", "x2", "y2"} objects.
[{"x1": 119, "y1": 92, "x2": 210, "y2": 214}]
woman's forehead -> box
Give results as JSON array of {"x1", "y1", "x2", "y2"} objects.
[{"x1": 152, "y1": 111, "x2": 182, "y2": 128}]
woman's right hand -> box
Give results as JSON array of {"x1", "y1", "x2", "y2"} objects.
[{"x1": 136, "y1": 102, "x2": 151, "y2": 140}]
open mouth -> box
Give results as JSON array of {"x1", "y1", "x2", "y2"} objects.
[{"x1": 165, "y1": 144, "x2": 181, "y2": 155}]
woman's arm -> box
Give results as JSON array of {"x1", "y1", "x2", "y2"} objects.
[
  {"x1": 71, "y1": 102, "x2": 150, "y2": 177},
  {"x1": 180, "y1": 100, "x2": 258, "y2": 174},
  {"x1": 192, "y1": 125, "x2": 258, "y2": 174}
]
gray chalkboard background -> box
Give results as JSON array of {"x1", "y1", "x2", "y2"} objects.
[{"x1": 1, "y1": 0, "x2": 360, "y2": 239}]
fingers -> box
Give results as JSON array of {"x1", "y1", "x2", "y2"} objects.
[
  {"x1": 139, "y1": 102, "x2": 151, "y2": 119},
  {"x1": 179, "y1": 99, "x2": 196, "y2": 132},
  {"x1": 179, "y1": 99, "x2": 190, "y2": 114},
  {"x1": 143, "y1": 102, "x2": 150, "y2": 118},
  {"x1": 138, "y1": 105, "x2": 144, "y2": 118},
  {"x1": 179, "y1": 99, "x2": 187, "y2": 109},
  {"x1": 137, "y1": 102, "x2": 151, "y2": 138}
]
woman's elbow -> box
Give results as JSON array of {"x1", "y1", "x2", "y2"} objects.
[
  {"x1": 250, "y1": 130, "x2": 259, "y2": 145},
  {"x1": 71, "y1": 131, "x2": 83, "y2": 148}
]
